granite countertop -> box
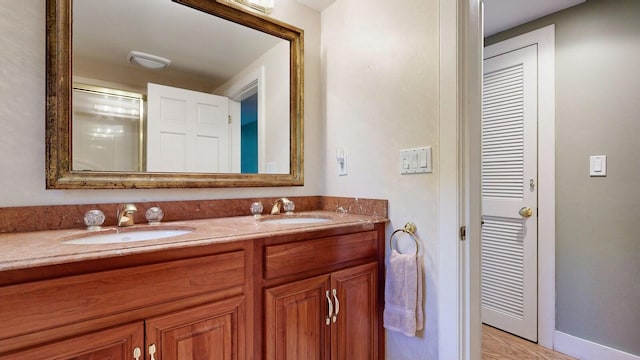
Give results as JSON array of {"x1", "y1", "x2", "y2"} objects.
[{"x1": 0, "y1": 211, "x2": 388, "y2": 272}]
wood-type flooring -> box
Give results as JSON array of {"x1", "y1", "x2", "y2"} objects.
[{"x1": 482, "y1": 325, "x2": 576, "y2": 360}]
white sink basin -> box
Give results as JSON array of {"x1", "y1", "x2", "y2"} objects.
[
  {"x1": 261, "y1": 217, "x2": 330, "y2": 225},
  {"x1": 63, "y1": 229, "x2": 193, "y2": 245}
]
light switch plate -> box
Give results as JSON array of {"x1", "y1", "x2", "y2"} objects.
[
  {"x1": 336, "y1": 148, "x2": 347, "y2": 176},
  {"x1": 400, "y1": 146, "x2": 432, "y2": 174},
  {"x1": 589, "y1": 155, "x2": 606, "y2": 177}
]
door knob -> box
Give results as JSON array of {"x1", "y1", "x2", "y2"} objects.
[{"x1": 519, "y1": 207, "x2": 533, "y2": 217}]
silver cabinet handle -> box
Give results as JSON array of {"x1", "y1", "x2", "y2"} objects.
[
  {"x1": 325, "y1": 290, "x2": 333, "y2": 325},
  {"x1": 332, "y1": 288, "x2": 340, "y2": 323},
  {"x1": 133, "y1": 347, "x2": 141, "y2": 360},
  {"x1": 149, "y1": 343, "x2": 157, "y2": 360}
]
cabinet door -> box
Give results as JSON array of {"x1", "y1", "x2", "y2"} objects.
[
  {"x1": 0, "y1": 322, "x2": 144, "y2": 360},
  {"x1": 331, "y1": 262, "x2": 378, "y2": 360},
  {"x1": 146, "y1": 297, "x2": 246, "y2": 360},
  {"x1": 265, "y1": 275, "x2": 331, "y2": 360}
]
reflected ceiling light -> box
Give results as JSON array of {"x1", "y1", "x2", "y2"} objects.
[
  {"x1": 93, "y1": 104, "x2": 140, "y2": 118},
  {"x1": 230, "y1": 0, "x2": 274, "y2": 14},
  {"x1": 128, "y1": 51, "x2": 171, "y2": 70}
]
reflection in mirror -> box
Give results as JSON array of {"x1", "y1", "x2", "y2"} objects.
[
  {"x1": 72, "y1": 84, "x2": 145, "y2": 172},
  {"x1": 72, "y1": 0, "x2": 289, "y2": 174},
  {"x1": 46, "y1": 0, "x2": 303, "y2": 188}
]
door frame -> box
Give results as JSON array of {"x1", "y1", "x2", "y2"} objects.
[
  {"x1": 484, "y1": 25, "x2": 556, "y2": 349},
  {"x1": 438, "y1": 1, "x2": 482, "y2": 359},
  {"x1": 483, "y1": 25, "x2": 555, "y2": 342},
  {"x1": 438, "y1": 2, "x2": 556, "y2": 359},
  {"x1": 220, "y1": 66, "x2": 267, "y2": 173}
]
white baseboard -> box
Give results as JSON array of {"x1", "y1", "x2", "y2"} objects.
[{"x1": 554, "y1": 331, "x2": 640, "y2": 360}]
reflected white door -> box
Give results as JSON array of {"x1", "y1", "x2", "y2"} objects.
[
  {"x1": 147, "y1": 83, "x2": 230, "y2": 173},
  {"x1": 481, "y1": 44, "x2": 538, "y2": 342}
]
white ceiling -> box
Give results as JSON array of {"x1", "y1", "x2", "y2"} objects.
[
  {"x1": 295, "y1": 0, "x2": 336, "y2": 12},
  {"x1": 74, "y1": 0, "x2": 587, "y2": 88},
  {"x1": 293, "y1": 0, "x2": 587, "y2": 32},
  {"x1": 73, "y1": 0, "x2": 284, "y2": 89},
  {"x1": 484, "y1": 0, "x2": 585, "y2": 36}
]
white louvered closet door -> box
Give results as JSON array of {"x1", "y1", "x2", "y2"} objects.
[{"x1": 481, "y1": 44, "x2": 538, "y2": 342}]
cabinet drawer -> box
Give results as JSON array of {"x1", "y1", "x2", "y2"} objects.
[
  {"x1": 0, "y1": 251, "x2": 245, "y2": 341},
  {"x1": 0, "y1": 322, "x2": 144, "y2": 360},
  {"x1": 265, "y1": 231, "x2": 377, "y2": 279}
]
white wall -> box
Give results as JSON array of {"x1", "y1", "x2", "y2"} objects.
[
  {"x1": 0, "y1": 0, "x2": 321, "y2": 207},
  {"x1": 322, "y1": 0, "x2": 440, "y2": 358}
]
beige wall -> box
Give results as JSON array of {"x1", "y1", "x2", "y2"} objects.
[
  {"x1": 2, "y1": 0, "x2": 445, "y2": 357},
  {"x1": 322, "y1": 0, "x2": 440, "y2": 357},
  {"x1": 487, "y1": 0, "x2": 640, "y2": 355},
  {"x1": 0, "y1": 0, "x2": 322, "y2": 207}
]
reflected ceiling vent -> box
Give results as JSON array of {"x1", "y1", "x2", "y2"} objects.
[{"x1": 128, "y1": 51, "x2": 171, "y2": 70}]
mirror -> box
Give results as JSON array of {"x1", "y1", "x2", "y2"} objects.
[{"x1": 46, "y1": 0, "x2": 304, "y2": 188}]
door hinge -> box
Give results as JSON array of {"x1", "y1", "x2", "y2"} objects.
[
  {"x1": 228, "y1": 115, "x2": 232, "y2": 124},
  {"x1": 459, "y1": 226, "x2": 466, "y2": 241}
]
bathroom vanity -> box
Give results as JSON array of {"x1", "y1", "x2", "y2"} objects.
[{"x1": 0, "y1": 211, "x2": 387, "y2": 359}]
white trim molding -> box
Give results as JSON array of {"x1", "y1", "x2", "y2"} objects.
[
  {"x1": 438, "y1": 0, "x2": 463, "y2": 358},
  {"x1": 461, "y1": 0, "x2": 483, "y2": 359},
  {"x1": 555, "y1": 331, "x2": 640, "y2": 360},
  {"x1": 438, "y1": 0, "x2": 483, "y2": 359}
]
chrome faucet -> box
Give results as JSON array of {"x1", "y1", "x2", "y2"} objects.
[
  {"x1": 271, "y1": 198, "x2": 295, "y2": 215},
  {"x1": 117, "y1": 203, "x2": 138, "y2": 227}
]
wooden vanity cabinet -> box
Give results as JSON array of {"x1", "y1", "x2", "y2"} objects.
[
  {"x1": 2, "y1": 297, "x2": 246, "y2": 360},
  {"x1": 265, "y1": 274, "x2": 330, "y2": 359},
  {"x1": 0, "y1": 222, "x2": 386, "y2": 360},
  {"x1": 147, "y1": 296, "x2": 246, "y2": 360},
  {"x1": 331, "y1": 263, "x2": 379, "y2": 360},
  {"x1": 262, "y1": 225, "x2": 384, "y2": 360},
  {"x1": 265, "y1": 263, "x2": 378, "y2": 360},
  {"x1": 0, "y1": 322, "x2": 144, "y2": 360},
  {"x1": 0, "y1": 245, "x2": 250, "y2": 360}
]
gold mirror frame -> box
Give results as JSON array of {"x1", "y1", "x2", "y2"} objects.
[{"x1": 46, "y1": 0, "x2": 303, "y2": 189}]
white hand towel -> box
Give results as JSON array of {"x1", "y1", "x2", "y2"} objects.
[{"x1": 383, "y1": 249, "x2": 424, "y2": 337}]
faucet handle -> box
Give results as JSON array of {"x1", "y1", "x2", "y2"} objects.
[
  {"x1": 283, "y1": 199, "x2": 295, "y2": 214},
  {"x1": 84, "y1": 209, "x2": 105, "y2": 231},
  {"x1": 250, "y1": 202, "x2": 264, "y2": 218},
  {"x1": 145, "y1": 206, "x2": 164, "y2": 225}
]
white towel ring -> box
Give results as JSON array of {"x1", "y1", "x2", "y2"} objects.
[{"x1": 389, "y1": 222, "x2": 419, "y2": 256}]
